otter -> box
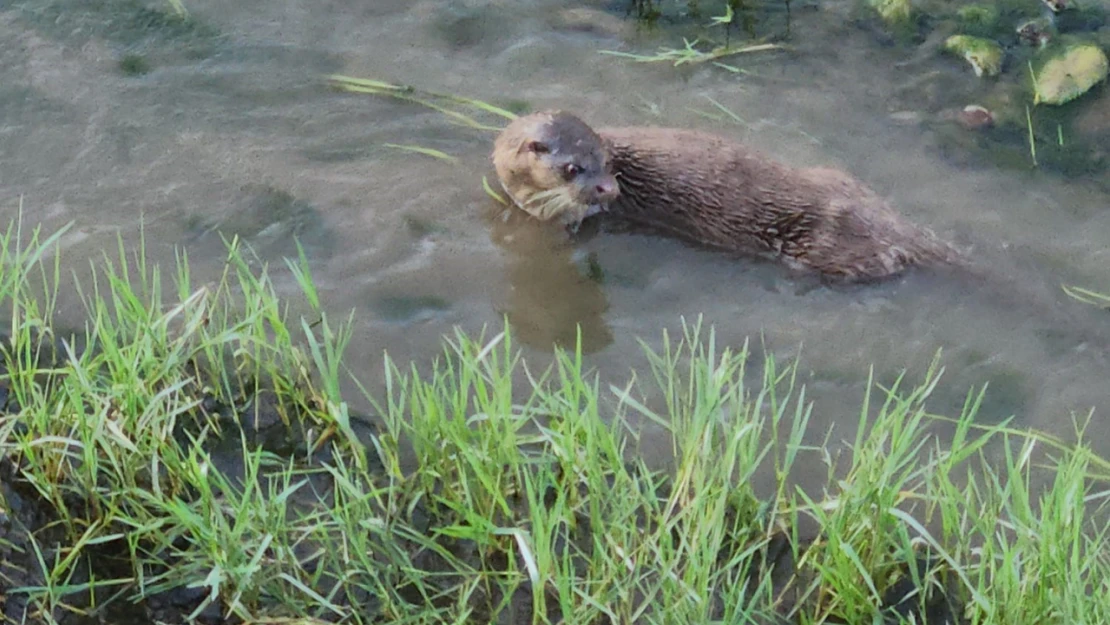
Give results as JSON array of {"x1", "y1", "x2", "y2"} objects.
[
  {"x1": 491, "y1": 110, "x2": 963, "y2": 283},
  {"x1": 490, "y1": 110, "x2": 1110, "y2": 358}
]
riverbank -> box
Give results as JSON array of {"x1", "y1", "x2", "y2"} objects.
[{"x1": 0, "y1": 222, "x2": 1106, "y2": 624}]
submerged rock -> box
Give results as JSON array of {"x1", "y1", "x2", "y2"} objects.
[
  {"x1": 959, "y1": 104, "x2": 995, "y2": 129},
  {"x1": 1016, "y1": 17, "x2": 1056, "y2": 49},
  {"x1": 1032, "y1": 41, "x2": 1109, "y2": 105},
  {"x1": 944, "y1": 35, "x2": 1005, "y2": 77},
  {"x1": 936, "y1": 104, "x2": 996, "y2": 130}
]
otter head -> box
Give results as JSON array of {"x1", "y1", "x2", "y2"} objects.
[{"x1": 492, "y1": 110, "x2": 620, "y2": 229}]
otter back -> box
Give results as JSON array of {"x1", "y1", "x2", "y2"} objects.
[{"x1": 596, "y1": 126, "x2": 963, "y2": 283}]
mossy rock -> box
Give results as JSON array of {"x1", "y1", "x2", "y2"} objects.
[
  {"x1": 869, "y1": 0, "x2": 914, "y2": 27},
  {"x1": 1016, "y1": 17, "x2": 1056, "y2": 49},
  {"x1": 1031, "y1": 41, "x2": 1109, "y2": 105},
  {"x1": 944, "y1": 35, "x2": 1005, "y2": 77}
]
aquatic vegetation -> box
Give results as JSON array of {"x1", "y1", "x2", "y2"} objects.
[
  {"x1": 1063, "y1": 284, "x2": 1110, "y2": 309},
  {"x1": 482, "y1": 175, "x2": 510, "y2": 205},
  {"x1": 0, "y1": 216, "x2": 1108, "y2": 623},
  {"x1": 568, "y1": 1, "x2": 787, "y2": 72},
  {"x1": 956, "y1": 3, "x2": 1000, "y2": 35},
  {"x1": 381, "y1": 143, "x2": 459, "y2": 163},
  {"x1": 16, "y1": 0, "x2": 216, "y2": 49},
  {"x1": 868, "y1": 0, "x2": 913, "y2": 28},
  {"x1": 1031, "y1": 41, "x2": 1110, "y2": 105},
  {"x1": 328, "y1": 75, "x2": 516, "y2": 132},
  {"x1": 944, "y1": 35, "x2": 1005, "y2": 77},
  {"x1": 165, "y1": 0, "x2": 188, "y2": 17},
  {"x1": 118, "y1": 52, "x2": 151, "y2": 75},
  {"x1": 599, "y1": 37, "x2": 783, "y2": 67},
  {"x1": 627, "y1": 0, "x2": 664, "y2": 23},
  {"x1": 845, "y1": 0, "x2": 1107, "y2": 174}
]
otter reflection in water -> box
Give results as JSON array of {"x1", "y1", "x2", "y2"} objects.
[
  {"x1": 492, "y1": 110, "x2": 964, "y2": 283},
  {"x1": 486, "y1": 203, "x2": 613, "y2": 355}
]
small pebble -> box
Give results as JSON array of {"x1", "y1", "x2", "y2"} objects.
[{"x1": 957, "y1": 104, "x2": 994, "y2": 130}]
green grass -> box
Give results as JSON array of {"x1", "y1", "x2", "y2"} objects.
[{"x1": 0, "y1": 218, "x2": 1108, "y2": 624}]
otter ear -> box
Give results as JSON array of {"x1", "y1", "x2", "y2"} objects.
[{"x1": 525, "y1": 140, "x2": 549, "y2": 155}]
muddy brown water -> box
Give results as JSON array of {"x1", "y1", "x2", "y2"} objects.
[{"x1": 3, "y1": 0, "x2": 1110, "y2": 478}]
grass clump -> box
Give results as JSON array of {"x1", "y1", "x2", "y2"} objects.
[{"x1": 0, "y1": 218, "x2": 1108, "y2": 624}]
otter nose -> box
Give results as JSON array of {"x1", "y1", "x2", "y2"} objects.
[{"x1": 594, "y1": 178, "x2": 619, "y2": 200}]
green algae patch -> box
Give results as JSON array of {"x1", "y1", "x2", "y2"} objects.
[
  {"x1": 869, "y1": 0, "x2": 914, "y2": 26},
  {"x1": 956, "y1": 3, "x2": 1001, "y2": 36},
  {"x1": 1032, "y1": 42, "x2": 1109, "y2": 105}
]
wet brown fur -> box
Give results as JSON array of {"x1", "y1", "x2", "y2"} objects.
[{"x1": 493, "y1": 110, "x2": 965, "y2": 282}]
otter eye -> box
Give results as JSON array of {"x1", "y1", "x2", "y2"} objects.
[
  {"x1": 527, "y1": 141, "x2": 549, "y2": 154},
  {"x1": 562, "y1": 163, "x2": 581, "y2": 180}
]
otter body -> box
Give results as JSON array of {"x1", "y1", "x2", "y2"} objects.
[
  {"x1": 492, "y1": 111, "x2": 963, "y2": 282},
  {"x1": 491, "y1": 111, "x2": 1110, "y2": 357}
]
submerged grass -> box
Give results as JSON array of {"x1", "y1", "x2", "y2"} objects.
[
  {"x1": 600, "y1": 38, "x2": 782, "y2": 69},
  {"x1": 1064, "y1": 284, "x2": 1110, "y2": 310},
  {"x1": 326, "y1": 75, "x2": 513, "y2": 175},
  {"x1": 382, "y1": 144, "x2": 460, "y2": 164},
  {"x1": 327, "y1": 75, "x2": 516, "y2": 133},
  {"x1": 0, "y1": 219, "x2": 1108, "y2": 624},
  {"x1": 602, "y1": 1, "x2": 785, "y2": 72}
]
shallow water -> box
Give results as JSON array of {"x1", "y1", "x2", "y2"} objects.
[{"x1": 3, "y1": 0, "x2": 1110, "y2": 469}]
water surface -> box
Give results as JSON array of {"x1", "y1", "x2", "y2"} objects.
[{"x1": 3, "y1": 0, "x2": 1110, "y2": 468}]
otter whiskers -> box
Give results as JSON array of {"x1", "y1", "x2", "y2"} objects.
[{"x1": 517, "y1": 187, "x2": 593, "y2": 229}]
